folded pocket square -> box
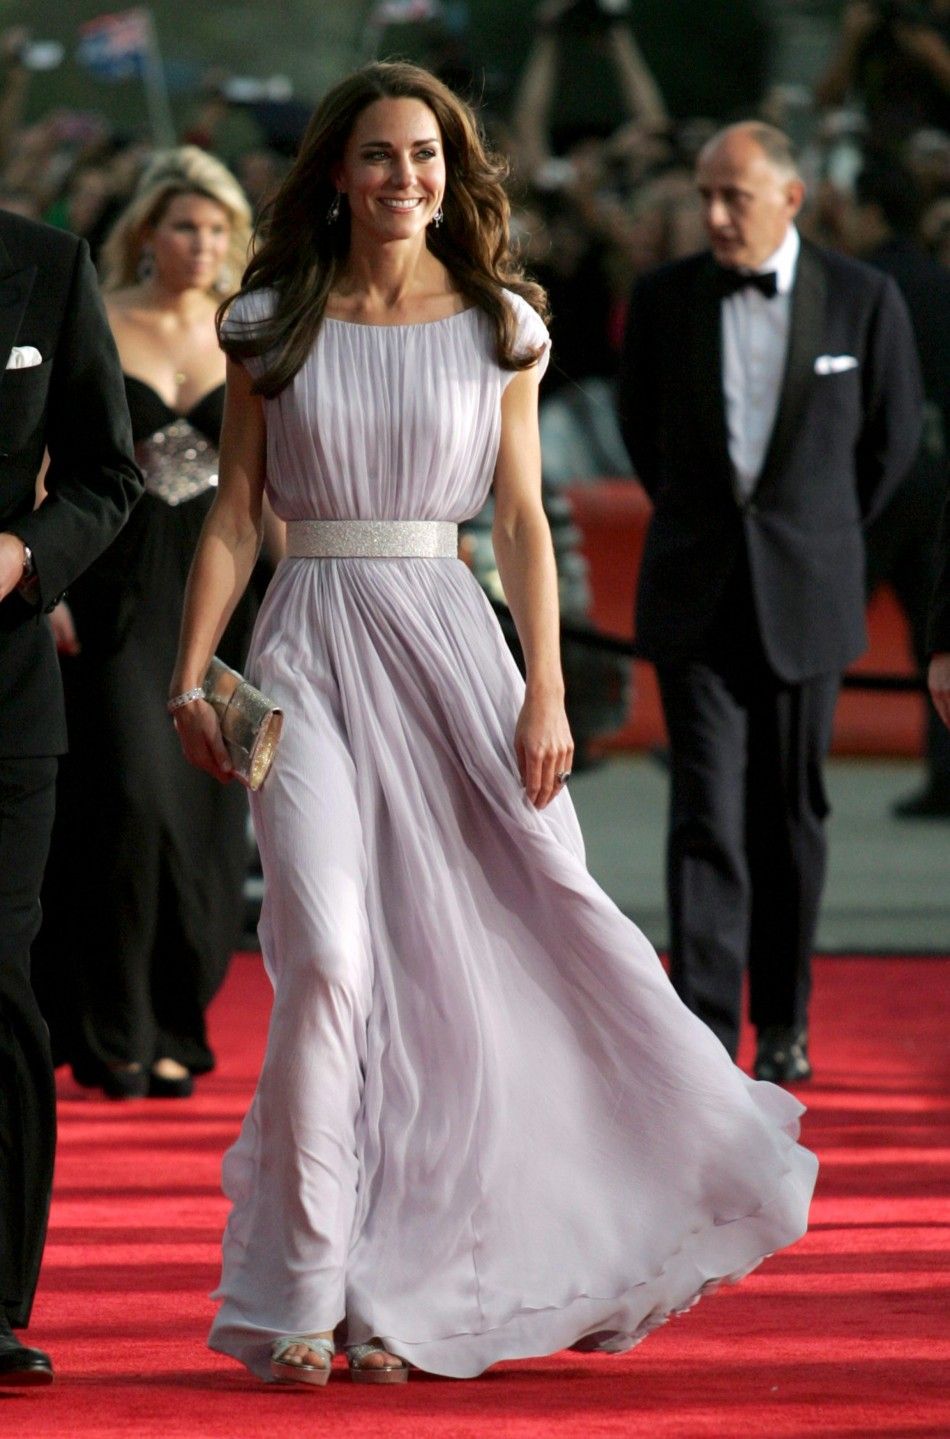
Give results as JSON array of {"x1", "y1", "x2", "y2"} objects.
[
  {"x1": 814, "y1": 354, "x2": 858, "y2": 375},
  {"x1": 5, "y1": 345, "x2": 42, "y2": 370}
]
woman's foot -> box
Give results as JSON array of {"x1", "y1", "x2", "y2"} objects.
[
  {"x1": 148, "y1": 1058, "x2": 194, "y2": 1099},
  {"x1": 346, "y1": 1340, "x2": 409, "y2": 1384},
  {"x1": 270, "y1": 1333, "x2": 334, "y2": 1387}
]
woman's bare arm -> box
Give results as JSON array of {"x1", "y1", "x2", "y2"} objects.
[
  {"x1": 170, "y1": 356, "x2": 267, "y2": 778},
  {"x1": 492, "y1": 366, "x2": 573, "y2": 809}
]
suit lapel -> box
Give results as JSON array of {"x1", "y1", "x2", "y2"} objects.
[
  {"x1": 690, "y1": 258, "x2": 732, "y2": 478},
  {"x1": 755, "y1": 241, "x2": 826, "y2": 495},
  {"x1": 0, "y1": 230, "x2": 37, "y2": 375}
]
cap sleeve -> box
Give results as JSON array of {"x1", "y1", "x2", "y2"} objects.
[
  {"x1": 219, "y1": 288, "x2": 275, "y2": 379},
  {"x1": 504, "y1": 289, "x2": 551, "y2": 386}
]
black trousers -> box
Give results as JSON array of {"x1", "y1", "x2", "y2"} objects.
[
  {"x1": 656, "y1": 607, "x2": 839, "y2": 1060},
  {"x1": 0, "y1": 755, "x2": 57, "y2": 1328}
]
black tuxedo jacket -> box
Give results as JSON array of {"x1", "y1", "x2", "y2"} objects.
[
  {"x1": 928, "y1": 484, "x2": 950, "y2": 655},
  {"x1": 618, "y1": 239, "x2": 923, "y2": 682},
  {"x1": 0, "y1": 212, "x2": 141, "y2": 756}
]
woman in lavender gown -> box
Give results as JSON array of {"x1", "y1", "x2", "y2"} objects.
[{"x1": 170, "y1": 63, "x2": 817, "y2": 1386}]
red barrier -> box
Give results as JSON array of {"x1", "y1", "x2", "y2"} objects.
[{"x1": 566, "y1": 480, "x2": 925, "y2": 758}]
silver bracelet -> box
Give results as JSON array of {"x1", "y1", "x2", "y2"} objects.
[{"x1": 166, "y1": 687, "x2": 205, "y2": 715}]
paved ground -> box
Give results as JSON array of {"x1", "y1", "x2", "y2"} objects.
[
  {"x1": 243, "y1": 756, "x2": 948, "y2": 954},
  {"x1": 570, "y1": 755, "x2": 950, "y2": 954}
]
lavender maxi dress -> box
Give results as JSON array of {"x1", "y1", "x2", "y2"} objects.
[{"x1": 209, "y1": 289, "x2": 818, "y2": 1379}]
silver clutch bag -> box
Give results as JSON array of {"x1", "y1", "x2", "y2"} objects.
[{"x1": 203, "y1": 657, "x2": 283, "y2": 791}]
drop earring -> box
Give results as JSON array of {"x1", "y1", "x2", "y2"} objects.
[
  {"x1": 327, "y1": 192, "x2": 342, "y2": 224},
  {"x1": 137, "y1": 245, "x2": 155, "y2": 281},
  {"x1": 430, "y1": 205, "x2": 444, "y2": 229}
]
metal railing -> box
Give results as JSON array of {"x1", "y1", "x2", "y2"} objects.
[{"x1": 488, "y1": 599, "x2": 929, "y2": 694}]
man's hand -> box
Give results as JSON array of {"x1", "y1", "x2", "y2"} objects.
[
  {"x1": 48, "y1": 600, "x2": 80, "y2": 655},
  {"x1": 0, "y1": 532, "x2": 28, "y2": 601},
  {"x1": 928, "y1": 653, "x2": 950, "y2": 730}
]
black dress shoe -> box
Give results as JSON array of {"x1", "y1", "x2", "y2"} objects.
[
  {"x1": 754, "y1": 1026, "x2": 812, "y2": 1084},
  {"x1": 101, "y1": 1064, "x2": 148, "y2": 1100},
  {"x1": 70, "y1": 1057, "x2": 103, "y2": 1088},
  {"x1": 0, "y1": 1317, "x2": 53, "y2": 1387},
  {"x1": 148, "y1": 1066, "x2": 194, "y2": 1099},
  {"x1": 892, "y1": 780, "x2": 950, "y2": 820}
]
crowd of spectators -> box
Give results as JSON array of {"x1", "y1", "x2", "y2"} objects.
[
  {"x1": 499, "y1": 0, "x2": 950, "y2": 487},
  {"x1": 2, "y1": 6, "x2": 948, "y2": 469},
  {"x1": 2, "y1": 1, "x2": 948, "y2": 777}
]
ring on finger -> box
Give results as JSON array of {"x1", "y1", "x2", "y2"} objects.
[{"x1": 555, "y1": 770, "x2": 571, "y2": 785}]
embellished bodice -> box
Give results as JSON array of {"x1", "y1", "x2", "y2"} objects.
[{"x1": 124, "y1": 375, "x2": 225, "y2": 507}]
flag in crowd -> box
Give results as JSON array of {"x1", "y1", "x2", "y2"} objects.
[
  {"x1": 371, "y1": 1, "x2": 444, "y2": 24},
  {"x1": 75, "y1": 8, "x2": 152, "y2": 83}
]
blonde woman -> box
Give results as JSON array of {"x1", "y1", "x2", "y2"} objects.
[{"x1": 36, "y1": 148, "x2": 257, "y2": 1100}]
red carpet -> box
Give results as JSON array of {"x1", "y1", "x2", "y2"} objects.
[{"x1": 12, "y1": 953, "x2": 949, "y2": 1438}]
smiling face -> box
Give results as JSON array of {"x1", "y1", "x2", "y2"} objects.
[
  {"x1": 696, "y1": 130, "x2": 804, "y2": 270},
  {"x1": 146, "y1": 191, "x2": 231, "y2": 294},
  {"x1": 334, "y1": 96, "x2": 446, "y2": 243}
]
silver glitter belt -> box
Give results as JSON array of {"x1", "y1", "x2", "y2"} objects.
[{"x1": 285, "y1": 519, "x2": 458, "y2": 559}]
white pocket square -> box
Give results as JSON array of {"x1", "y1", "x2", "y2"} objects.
[
  {"x1": 814, "y1": 354, "x2": 858, "y2": 375},
  {"x1": 5, "y1": 345, "x2": 42, "y2": 370}
]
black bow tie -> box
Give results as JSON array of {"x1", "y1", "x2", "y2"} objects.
[{"x1": 714, "y1": 266, "x2": 779, "y2": 300}]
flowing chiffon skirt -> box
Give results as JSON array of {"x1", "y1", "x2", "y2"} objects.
[{"x1": 208, "y1": 554, "x2": 817, "y2": 1379}]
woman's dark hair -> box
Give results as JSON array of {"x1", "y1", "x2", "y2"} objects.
[{"x1": 218, "y1": 61, "x2": 548, "y2": 396}]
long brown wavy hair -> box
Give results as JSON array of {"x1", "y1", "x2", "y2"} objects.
[{"x1": 218, "y1": 62, "x2": 548, "y2": 397}]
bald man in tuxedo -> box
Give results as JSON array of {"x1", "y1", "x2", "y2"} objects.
[{"x1": 619, "y1": 123, "x2": 922, "y2": 1081}]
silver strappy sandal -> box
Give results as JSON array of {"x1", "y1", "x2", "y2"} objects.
[
  {"x1": 270, "y1": 1334, "x2": 335, "y2": 1386},
  {"x1": 346, "y1": 1340, "x2": 409, "y2": 1384}
]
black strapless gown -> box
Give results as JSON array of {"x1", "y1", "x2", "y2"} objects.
[{"x1": 34, "y1": 378, "x2": 255, "y2": 1079}]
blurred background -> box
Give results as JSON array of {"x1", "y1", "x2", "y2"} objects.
[{"x1": 5, "y1": 0, "x2": 948, "y2": 952}]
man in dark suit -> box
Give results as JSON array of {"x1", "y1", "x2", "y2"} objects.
[
  {"x1": 842, "y1": 157, "x2": 950, "y2": 816},
  {"x1": 0, "y1": 209, "x2": 141, "y2": 1385},
  {"x1": 618, "y1": 122, "x2": 922, "y2": 1081},
  {"x1": 929, "y1": 487, "x2": 950, "y2": 730}
]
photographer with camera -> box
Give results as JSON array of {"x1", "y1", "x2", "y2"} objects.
[
  {"x1": 815, "y1": 1, "x2": 950, "y2": 145},
  {"x1": 512, "y1": 1, "x2": 667, "y2": 181},
  {"x1": 508, "y1": 1, "x2": 667, "y2": 486}
]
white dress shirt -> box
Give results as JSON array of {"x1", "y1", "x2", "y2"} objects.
[{"x1": 721, "y1": 225, "x2": 800, "y2": 499}]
